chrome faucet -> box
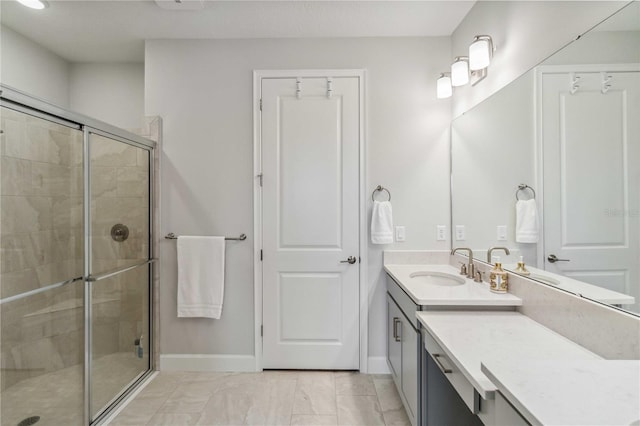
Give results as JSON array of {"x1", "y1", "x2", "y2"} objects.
[
  {"x1": 487, "y1": 247, "x2": 511, "y2": 263},
  {"x1": 451, "y1": 247, "x2": 474, "y2": 279}
]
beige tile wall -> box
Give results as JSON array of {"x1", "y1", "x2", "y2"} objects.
[
  {"x1": 1, "y1": 108, "x2": 85, "y2": 390},
  {"x1": 89, "y1": 132, "x2": 149, "y2": 359},
  {"x1": 136, "y1": 116, "x2": 162, "y2": 371}
]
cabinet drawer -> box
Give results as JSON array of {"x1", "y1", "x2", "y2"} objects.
[{"x1": 423, "y1": 329, "x2": 479, "y2": 414}]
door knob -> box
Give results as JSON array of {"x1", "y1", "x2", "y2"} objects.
[
  {"x1": 340, "y1": 256, "x2": 357, "y2": 264},
  {"x1": 547, "y1": 254, "x2": 570, "y2": 263}
]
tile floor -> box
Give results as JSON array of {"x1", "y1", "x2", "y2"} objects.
[
  {"x1": 1, "y1": 352, "x2": 145, "y2": 426},
  {"x1": 109, "y1": 371, "x2": 411, "y2": 426}
]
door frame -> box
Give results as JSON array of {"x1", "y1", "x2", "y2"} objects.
[
  {"x1": 534, "y1": 63, "x2": 640, "y2": 269},
  {"x1": 252, "y1": 69, "x2": 367, "y2": 372}
]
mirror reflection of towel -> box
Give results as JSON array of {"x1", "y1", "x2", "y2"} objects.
[
  {"x1": 516, "y1": 199, "x2": 539, "y2": 243},
  {"x1": 371, "y1": 201, "x2": 393, "y2": 244}
]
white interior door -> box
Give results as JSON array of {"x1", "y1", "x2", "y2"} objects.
[
  {"x1": 542, "y1": 70, "x2": 639, "y2": 310},
  {"x1": 261, "y1": 76, "x2": 360, "y2": 369}
]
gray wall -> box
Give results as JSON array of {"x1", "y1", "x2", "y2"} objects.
[
  {"x1": 1, "y1": 25, "x2": 144, "y2": 131},
  {"x1": 145, "y1": 37, "x2": 452, "y2": 358},
  {"x1": 69, "y1": 63, "x2": 145, "y2": 130},
  {"x1": 0, "y1": 25, "x2": 70, "y2": 107},
  {"x1": 450, "y1": 1, "x2": 627, "y2": 117}
]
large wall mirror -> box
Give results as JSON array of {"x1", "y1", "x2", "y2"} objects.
[{"x1": 451, "y1": 1, "x2": 640, "y2": 315}]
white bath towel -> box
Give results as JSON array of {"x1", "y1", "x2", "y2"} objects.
[
  {"x1": 177, "y1": 236, "x2": 225, "y2": 319},
  {"x1": 516, "y1": 199, "x2": 539, "y2": 243},
  {"x1": 371, "y1": 201, "x2": 394, "y2": 244}
]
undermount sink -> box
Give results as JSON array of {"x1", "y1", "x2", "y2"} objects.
[
  {"x1": 529, "y1": 273, "x2": 561, "y2": 286},
  {"x1": 409, "y1": 271, "x2": 466, "y2": 286}
]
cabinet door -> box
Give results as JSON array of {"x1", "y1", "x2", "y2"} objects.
[
  {"x1": 401, "y1": 318, "x2": 418, "y2": 420},
  {"x1": 387, "y1": 295, "x2": 402, "y2": 381}
]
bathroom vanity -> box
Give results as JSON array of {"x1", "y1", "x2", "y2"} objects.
[
  {"x1": 385, "y1": 258, "x2": 640, "y2": 426},
  {"x1": 384, "y1": 264, "x2": 522, "y2": 426}
]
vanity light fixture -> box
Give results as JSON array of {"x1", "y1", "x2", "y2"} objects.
[
  {"x1": 16, "y1": 0, "x2": 48, "y2": 9},
  {"x1": 469, "y1": 35, "x2": 494, "y2": 71},
  {"x1": 436, "y1": 34, "x2": 495, "y2": 99},
  {"x1": 436, "y1": 73, "x2": 452, "y2": 99},
  {"x1": 451, "y1": 57, "x2": 470, "y2": 87}
]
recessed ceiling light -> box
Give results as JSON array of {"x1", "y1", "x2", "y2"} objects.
[{"x1": 16, "y1": 0, "x2": 48, "y2": 10}]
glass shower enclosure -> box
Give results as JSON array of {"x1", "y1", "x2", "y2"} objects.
[{"x1": 0, "y1": 86, "x2": 155, "y2": 425}]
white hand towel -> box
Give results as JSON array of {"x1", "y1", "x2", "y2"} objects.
[
  {"x1": 371, "y1": 200, "x2": 394, "y2": 244},
  {"x1": 516, "y1": 199, "x2": 539, "y2": 243},
  {"x1": 177, "y1": 236, "x2": 225, "y2": 319}
]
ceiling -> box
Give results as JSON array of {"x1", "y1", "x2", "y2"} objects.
[{"x1": 0, "y1": 0, "x2": 476, "y2": 63}]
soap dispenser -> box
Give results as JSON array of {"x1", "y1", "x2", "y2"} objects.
[
  {"x1": 489, "y1": 256, "x2": 508, "y2": 293},
  {"x1": 515, "y1": 256, "x2": 530, "y2": 276}
]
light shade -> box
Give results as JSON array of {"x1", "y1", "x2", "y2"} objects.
[
  {"x1": 436, "y1": 73, "x2": 452, "y2": 99},
  {"x1": 469, "y1": 35, "x2": 493, "y2": 71},
  {"x1": 451, "y1": 57, "x2": 470, "y2": 87},
  {"x1": 16, "y1": 0, "x2": 47, "y2": 9}
]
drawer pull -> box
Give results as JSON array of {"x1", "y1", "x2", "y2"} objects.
[
  {"x1": 393, "y1": 317, "x2": 402, "y2": 342},
  {"x1": 433, "y1": 353, "x2": 452, "y2": 374}
]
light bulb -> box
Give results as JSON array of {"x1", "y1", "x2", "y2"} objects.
[
  {"x1": 16, "y1": 0, "x2": 47, "y2": 9},
  {"x1": 451, "y1": 57, "x2": 469, "y2": 87},
  {"x1": 469, "y1": 36, "x2": 493, "y2": 71},
  {"x1": 436, "y1": 74, "x2": 452, "y2": 99}
]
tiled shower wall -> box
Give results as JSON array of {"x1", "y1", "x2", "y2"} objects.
[
  {"x1": 0, "y1": 107, "x2": 150, "y2": 391},
  {"x1": 1, "y1": 108, "x2": 84, "y2": 391},
  {"x1": 90, "y1": 133, "x2": 149, "y2": 359}
]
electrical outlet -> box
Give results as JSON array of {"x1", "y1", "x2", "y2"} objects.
[
  {"x1": 436, "y1": 225, "x2": 447, "y2": 241},
  {"x1": 497, "y1": 225, "x2": 507, "y2": 241},
  {"x1": 455, "y1": 225, "x2": 466, "y2": 241},
  {"x1": 395, "y1": 226, "x2": 406, "y2": 242}
]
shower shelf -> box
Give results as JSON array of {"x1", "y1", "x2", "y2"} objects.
[{"x1": 23, "y1": 297, "x2": 120, "y2": 318}]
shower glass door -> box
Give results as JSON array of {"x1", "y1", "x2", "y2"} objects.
[
  {"x1": 88, "y1": 131, "x2": 151, "y2": 420},
  {"x1": 0, "y1": 106, "x2": 85, "y2": 425},
  {"x1": 1, "y1": 90, "x2": 154, "y2": 425}
]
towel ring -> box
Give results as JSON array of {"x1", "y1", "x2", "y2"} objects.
[
  {"x1": 372, "y1": 185, "x2": 391, "y2": 202},
  {"x1": 516, "y1": 184, "x2": 536, "y2": 201}
]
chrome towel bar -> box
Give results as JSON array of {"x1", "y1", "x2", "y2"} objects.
[{"x1": 165, "y1": 233, "x2": 247, "y2": 241}]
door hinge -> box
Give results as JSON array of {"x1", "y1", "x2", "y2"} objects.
[
  {"x1": 261, "y1": 325, "x2": 263, "y2": 337},
  {"x1": 260, "y1": 249, "x2": 263, "y2": 261},
  {"x1": 257, "y1": 173, "x2": 263, "y2": 187},
  {"x1": 259, "y1": 99, "x2": 263, "y2": 111}
]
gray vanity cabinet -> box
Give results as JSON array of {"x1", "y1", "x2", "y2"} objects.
[
  {"x1": 386, "y1": 276, "x2": 420, "y2": 426},
  {"x1": 401, "y1": 315, "x2": 418, "y2": 419},
  {"x1": 387, "y1": 296, "x2": 403, "y2": 380}
]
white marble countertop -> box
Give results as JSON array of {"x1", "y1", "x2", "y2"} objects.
[
  {"x1": 385, "y1": 264, "x2": 522, "y2": 306},
  {"x1": 481, "y1": 360, "x2": 640, "y2": 426},
  {"x1": 416, "y1": 311, "x2": 601, "y2": 399},
  {"x1": 504, "y1": 264, "x2": 635, "y2": 305}
]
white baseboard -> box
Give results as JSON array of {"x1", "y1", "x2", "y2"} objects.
[
  {"x1": 160, "y1": 354, "x2": 257, "y2": 372},
  {"x1": 160, "y1": 354, "x2": 387, "y2": 374},
  {"x1": 367, "y1": 356, "x2": 391, "y2": 374}
]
